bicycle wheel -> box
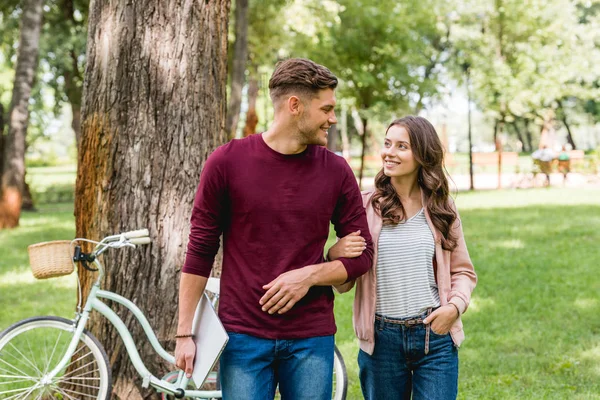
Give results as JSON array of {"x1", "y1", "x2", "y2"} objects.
[
  {"x1": 332, "y1": 345, "x2": 348, "y2": 400},
  {"x1": 273, "y1": 345, "x2": 347, "y2": 400},
  {"x1": 0, "y1": 316, "x2": 111, "y2": 400}
]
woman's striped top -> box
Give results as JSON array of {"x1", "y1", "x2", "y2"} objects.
[{"x1": 376, "y1": 208, "x2": 440, "y2": 319}]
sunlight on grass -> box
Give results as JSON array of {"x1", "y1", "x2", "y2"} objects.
[
  {"x1": 465, "y1": 297, "x2": 495, "y2": 313},
  {"x1": 0, "y1": 269, "x2": 77, "y2": 289},
  {"x1": 493, "y1": 239, "x2": 525, "y2": 249},
  {"x1": 574, "y1": 298, "x2": 598, "y2": 309}
]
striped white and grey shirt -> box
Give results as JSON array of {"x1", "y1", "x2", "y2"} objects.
[{"x1": 376, "y1": 208, "x2": 440, "y2": 319}]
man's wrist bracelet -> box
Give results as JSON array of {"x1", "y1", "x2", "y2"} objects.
[{"x1": 175, "y1": 333, "x2": 194, "y2": 339}]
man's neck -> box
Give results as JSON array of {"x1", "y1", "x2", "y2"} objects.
[{"x1": 263, "y1": 121, "x2": 307, "y2": 155}]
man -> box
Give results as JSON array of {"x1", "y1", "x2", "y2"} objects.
[{"x1": 175, "y1": 58, "x2": 374, "y2": 399}]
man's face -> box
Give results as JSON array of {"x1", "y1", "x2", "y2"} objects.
[{"x1": 297, "y1": 88, "x2": 338, "y2": 146}]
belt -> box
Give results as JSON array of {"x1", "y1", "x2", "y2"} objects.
[{"x1": 375, "y1": 308, "x2": 433, "y2": 355}]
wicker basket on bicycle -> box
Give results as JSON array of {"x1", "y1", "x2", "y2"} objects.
[{"x1": 27, "y1": 240, "x2": 74, "y2": 279}]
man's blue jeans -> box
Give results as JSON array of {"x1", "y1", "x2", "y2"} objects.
[
  {"x1": 358, "y1": 313, "x2": 459, "y2": 400},
  {"x1": 219, "y1": 332, "x2": 334, "y2": 400}
]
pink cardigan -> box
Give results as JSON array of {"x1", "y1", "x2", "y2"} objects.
[{"x1": 336, "y1": 190, "x2": 477, "y2": 355}]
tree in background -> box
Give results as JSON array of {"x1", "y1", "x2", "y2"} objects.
[
  {"x1": 0, "y1": 0, "x2": 43, "y2": 228},
  {"x1": 42, "y1": 0, "x2": 88, "y2": 149},
  {"x1": 293, "y1": 0, "x2": 450, "y2": 186},
  {"x1": 452, "y1": 0, "x2": 600, "y2": 151},
  {"x1": 225, "y1": 0, "x2": 249, "y2": 140},
  {"x1": 75, "y1": 0, "x2": 230, "y2": 397}
]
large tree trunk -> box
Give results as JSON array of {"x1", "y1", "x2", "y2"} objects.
[
  {"x1": 326, "y1": 124, "x2": 338, "y2": 152},
  {"x1": 522, "y1": 118, "x2": 533, "y2": 152},
  {"x1": 243, "y1": 66, "x2": 259, "y2": 137},
  {"x1": 75, "y1": 1, "x2": 230, "y2": 398},
  {"x1": 225, "y1": 0, "x2": 249, "y2": 140},
  {"x1": 557, "y1": 101, "x2": 577, "y2": 150},
  {"x1": 0, "y1": 0, "x2": 43, "y2": 229}
]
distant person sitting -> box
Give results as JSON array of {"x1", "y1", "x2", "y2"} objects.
[
  {"x1": 532, "y1": 146, "x2": 555, "y2": 186},
  {"x1": 558, "y1": 146, "x2": 571, "y2": 184}
]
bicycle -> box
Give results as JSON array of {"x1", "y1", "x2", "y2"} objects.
[{"x1": 0, "y1": 229, "x2": 348, "y2": 399}]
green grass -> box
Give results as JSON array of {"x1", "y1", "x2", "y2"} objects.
[
  {"x1": 331, "y1": 187, "x2": 600, "y2": 399},
  {"x1": 26, "y1": 165, "x2": 77, "y2": 191},
  {"x1": 0, "y1": 203, "x2": 77, "y2": 330},
  {"x1": 2, "y1": 188, "x2": 600, "y2": 399}
]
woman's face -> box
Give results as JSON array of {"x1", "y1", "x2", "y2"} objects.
[{"x1": 381, "y1": 125, "x2": 419, "y2": 179}]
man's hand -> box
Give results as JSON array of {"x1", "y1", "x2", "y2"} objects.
[
  {"x1": 260, "y1": 268, "x2": 313, "y2": 315},
  {"x1": 175, "y1": 337, "x2": 196, "y2": 378},
  {"x1": 423, "y1": 304, "x2": 459, "y2": 335}
]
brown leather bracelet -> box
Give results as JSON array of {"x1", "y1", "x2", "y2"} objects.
[
  {"x1": 447, "y1": 302, "x2": 460, "y2": 316},
  {"x1": 175, "y1": 333, "x2": 194, "y2": 339}
]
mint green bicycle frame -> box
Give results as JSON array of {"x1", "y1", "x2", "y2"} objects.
[{"x1": 45, "y1": 235, "x2": 221, "y2": 399}]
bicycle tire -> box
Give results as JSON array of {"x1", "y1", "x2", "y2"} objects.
[
  {"x1": 333, "y1": 345, "x2": 348, "y2": 400},
  {"x1": 0, "y1": 316, "x2": 112, "y2": 400}
]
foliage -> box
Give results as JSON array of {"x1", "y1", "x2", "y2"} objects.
[
  {"x1": 0, "y1": 0, "x2": 86, "y2": 162},
  {"x1": 450, "y1": 0, "x2": 600, "y2": 145}
]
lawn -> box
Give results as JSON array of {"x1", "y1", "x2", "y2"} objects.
[
  {"x1": 1, "y1": 187, "x2": 599, "y2": 399},
  {"x1": 332, "y1": 187, "x2": 600, "y2": 399}
]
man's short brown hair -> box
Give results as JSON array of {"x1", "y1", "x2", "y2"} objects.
[{"x1": 269, "y1": 58, "x2": 338, "y2": 103}]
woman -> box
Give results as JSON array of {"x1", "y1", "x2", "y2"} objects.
[{"x1": 329, "y1": 116, "x2": 477, "y2": 400}]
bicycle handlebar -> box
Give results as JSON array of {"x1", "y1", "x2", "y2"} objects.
[
  {"x1": 129, "y1": 237, "x2": 151, "y2": 245},
  {"x1": 123, "y1": 229, "x2": 150, "y2": 239}
]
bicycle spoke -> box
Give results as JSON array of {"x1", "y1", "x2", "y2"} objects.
[
  {"x1": 0, "y1": 386, "x2": 35, "y2": 396},
  {"x1": 41, "y1": 334, "x2": 50, "y2": 376},
  {"x1": 60, "y1": 385, "x2": 101, "y2": 399},
  {"x1": 0, "y1": 384, "x2": 38, "y2": 399},
  {"x1": 6, "y1": 342, "x2": 43, "y2": 376},
  {"x1": 68, "y1": 349, "x2": 97, "y2": 367},
  {"x1": 45, "y1": 329, "x2": 65, "y2": 373},
  {"x1": 51, "y1": 385, "x2": 79, "y2": 400},
  {"x1": 57, "y1": 367, "x2": 100, "y2": 380},
  {"x1": 25, "y1": 333, "x2": 42, "y2": 376},
  {"x1": 58, "y1": 359, "x2": 98, "y2": 379},
  {"x1": 53, "y1": 379, "x2": 101, "y2": 391},
  {"x1": 0, "y1": 377, "x2": 37, "y2": 385},
  {"x1": 0, "y1": 357, "x2": 35, "y2": 381},
  {"x1": 14, "y1": 385, "x2": 38, "y2": 400}
]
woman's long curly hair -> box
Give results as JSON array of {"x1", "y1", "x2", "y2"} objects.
[{"x1": 371, "y1": 116, "x2": 458, "y2": 251}]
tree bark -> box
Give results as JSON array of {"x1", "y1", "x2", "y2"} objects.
[
  {"x1": 326, "y1": 125, "x2": 338, "y2": 152},
  {"x1": 225, "y1": 0, "x2": 249, "y2": 140},
  {"x1": 242, "y1": 66, "x2": 259, "y2": 137},
  {"x1": 557, "y1": 101, "x2": 577, "y2": 150},
  {"x1": 508, "y1": 121, "x2": 525, "y2": 151},
  {"x1": 75, "y1": 1, "x2": 230, "y2": 398},
  {"x1": 61, "y1": 0, "x2": 84, "y2": 149},
  {"x1": 522, "y1": 118, "x2": 533, "y2": 152},
  {"x1": 0, "y1": 0, "x2": 44, "y2": 229}
]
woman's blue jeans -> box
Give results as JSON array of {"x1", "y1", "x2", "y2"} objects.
[
  {"x1": 219, "y1": 332, "x2": 334, "y2": 400},
  {"x1": 358, "y1": 313, "x2": 459, "y2": 400}
]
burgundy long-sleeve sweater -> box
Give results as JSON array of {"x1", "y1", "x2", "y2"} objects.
[{"x1": 183, "y1": 133, "x2": 373, "y2": 339}]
